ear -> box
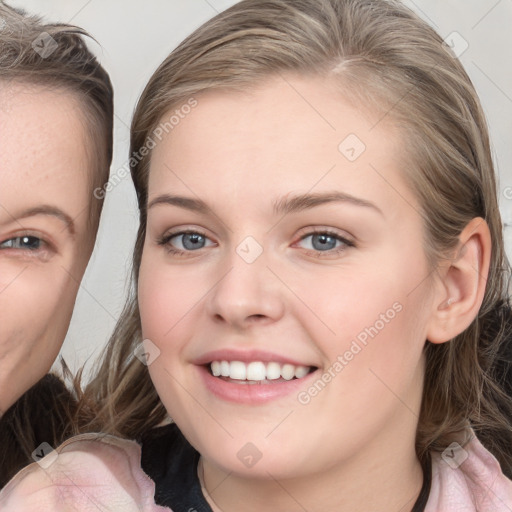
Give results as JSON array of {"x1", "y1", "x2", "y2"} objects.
[{"x1": 426, "y1": 217, "x2": 491, "y2": 344}]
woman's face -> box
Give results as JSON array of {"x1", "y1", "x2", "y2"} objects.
[
  {"x1": 139, "y1": 76, "x2": 436, "y2": 480},
  {"x1": 0, "y1": 83, "x2": 95, "y2": 413}
]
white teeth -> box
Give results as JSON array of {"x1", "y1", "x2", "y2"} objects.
[
  {"x1": 220, "y1": 360, "x2": 230, "y2": 377},
  {"x1": 209, "y1": 360, "x2": 312, "y2": 381},
  {"x1": 281, "y1": 364, "x2": 295, "y2": 381},
  {"x1": 230, "y1": 361, "x2": 246, "y2": 380},
  {"x1": 266, "y1": 362, "x2": 281, "y2": 380},
  {"x1": 247, "y1": 362, "x2": 266, "y2": 381},
  {"x1": 211, "y1": 361, "x2": 221, "y2": 377},
  {"x1": 294, "y1": 365, "x2": 309, "y2": 378}
]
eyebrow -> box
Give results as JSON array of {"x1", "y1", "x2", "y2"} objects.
[
  {"x1": 148, "y1": 195, "x2": 209, "y2": 214},
  {"x1": 16, "y1": 206, "x2": 76, "y2": 235},
  {"x1": 274, "y1": 192, "x2": 383, "y2": 216},
  {"x1": 147, "y1": 191, "x2": 382, "y2": 217}
]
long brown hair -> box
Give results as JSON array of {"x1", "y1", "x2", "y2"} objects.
[{"x1": 81, "y1": 0, "x2": 512, "y2": 475}]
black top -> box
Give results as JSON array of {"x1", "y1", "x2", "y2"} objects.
[
  {"x1": 140, "y1": 423, "x2": 212, "y2": 512},
  {"x1": 140, "y1": 423, "x2": 431, "y2": 511}
]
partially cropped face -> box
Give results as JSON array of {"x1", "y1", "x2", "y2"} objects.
[
  {"x1": 139, "y1": 75, "x2": 437, "y2": 480},
  {"x1": 0, "y1": 83, "x2": 95, "y2": 413}
]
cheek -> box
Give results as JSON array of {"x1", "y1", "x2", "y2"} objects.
[
  {"x1": 139, "y1": 260, "x2": 178, "y2": 342},
  {"x1": 331, "y1": 279, "x2": 429, "y2": 410},
  {"x1": 0, "y1": 266, "x2": 78, "y2": 409},
  {"x1": 0, "y1": 266, "x2": 77, "y2": 353},
  {"x1": 138, "y1": 253, "x2": 209, "y2": 344},
  {"x1": 138, "y1": 253, "x2": 217, "y2": 414},
  {"x1": 288, "y1": 263, "x2": 405, "y2": 341},
  {"x1": 295, "y1": 251, "x2": 431, "y2": 387}
]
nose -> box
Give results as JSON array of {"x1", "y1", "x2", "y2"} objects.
[{"x1": 205, "y1": 249, "x2": 285, "y2": 329}]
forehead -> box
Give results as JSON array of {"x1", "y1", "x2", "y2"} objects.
[
  {"x1": 0, "y1": 82, "x2": 87, "y2": 167},
  {"x1": 0, "y1": 82, "x2": 93, "y2": 227},
  {"x1": 148, "y1": 75, "x2": 418, "y2": 217}
]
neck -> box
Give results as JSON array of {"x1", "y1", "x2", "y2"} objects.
[{"x1": 200, "y1": 434, "x2": 424, "y2": 512}]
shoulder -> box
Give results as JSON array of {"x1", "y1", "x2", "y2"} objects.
[
  {"x1": 426, "y1": 434, "x2": 512, "y2": 511},
  {"x1": 0, "y1": 433, "x2": 171, "y2": 511}
]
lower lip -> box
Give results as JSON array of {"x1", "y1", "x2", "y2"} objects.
[{"x1": 197, "y1": 365, "x2": 317, "y2": 404}]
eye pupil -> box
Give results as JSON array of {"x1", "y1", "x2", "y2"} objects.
[
  {"x1": 182, "y1": 233, "x2": 205, "y2": 250},
  {"x1": 312, "y1": 234, "x2": 337, "y2": 251},
  {"x1": 21, "y1": 236, "x2": 41, "y2": 249}
]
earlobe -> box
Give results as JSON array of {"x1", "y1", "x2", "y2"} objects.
[{"x1": 427, "y1": 217, "x2": 491, "y2": 344}]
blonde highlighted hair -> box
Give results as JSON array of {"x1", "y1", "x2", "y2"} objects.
[{"x1": 80, "y1": 0, "x2": 512, "y2": 475}]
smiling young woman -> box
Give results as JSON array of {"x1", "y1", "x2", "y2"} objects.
[
  {"x1": 66, "y1": 0, "x2": 512, "y2": 509},
  {"x1": 81, "y1": 0, "x2": 511, "y2": 509},
  {"x1": 1, "y1": 0, "x2": 511, "y2": 510}
]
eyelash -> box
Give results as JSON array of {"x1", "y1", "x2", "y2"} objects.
[
  {"x1": 295, "y1": 229, "x2": 355, "y2": 258},
  {"x1": 157, "y1": 228, "x2": 355, "y2": 257},
  {"x1": 157, "y1": 229, "x2": 214, "y2": 256}
]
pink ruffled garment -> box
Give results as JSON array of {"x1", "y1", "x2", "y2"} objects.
[
  {"x1": 0, "y1": 433, "x2": 171, "y2": 511},
  {"x1": 1, "y1": 431, "x2": 511, "y2": 511},
  {"x1": 426, "y1": 435, "x2": 512, "y2": 511}
]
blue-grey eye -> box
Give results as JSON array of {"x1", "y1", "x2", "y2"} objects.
[
  {"x1": 300, "y1": 233, "x2": 340, "y2": 251},
  {"x1": 170, "y1": 232, "x2": 213, "y2": 251},
  {"x1": 311, "y1": 233, "x2": 337, "y2": 251},
  {"x1": 0, "y1": 236, "x2": 42, "y2": 250}
]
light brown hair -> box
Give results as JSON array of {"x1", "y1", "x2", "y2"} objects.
[{"x1": 81, "y1": 0, "x2": 512, "y2": 475}]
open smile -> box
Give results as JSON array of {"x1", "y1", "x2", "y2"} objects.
[
  {"x1": 209, "y1": 360, "x2": 315, "y2": 383},
  {"x1": 195, "y1": 353, "x2": 319, "y2": 404}
]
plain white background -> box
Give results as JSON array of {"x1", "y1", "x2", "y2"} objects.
[{"x1": 7, "y1": 0, "x2": 512, "y2": 376}]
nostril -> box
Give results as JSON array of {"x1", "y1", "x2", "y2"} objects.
[{"x1": 246, "y1": 314, "x2": 270, "y2": 324}]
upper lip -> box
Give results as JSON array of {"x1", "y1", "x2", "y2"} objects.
[{"x1": 193, "y1": 349, "x2": 316, "y2": 368}]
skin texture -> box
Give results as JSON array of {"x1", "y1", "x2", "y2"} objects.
[
  {"x1": 138, "y1": 75, "x2": 491, "y2": 512},
  {"x1": 0, "y1": 83, "x2": 95, "y2": 414}
]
